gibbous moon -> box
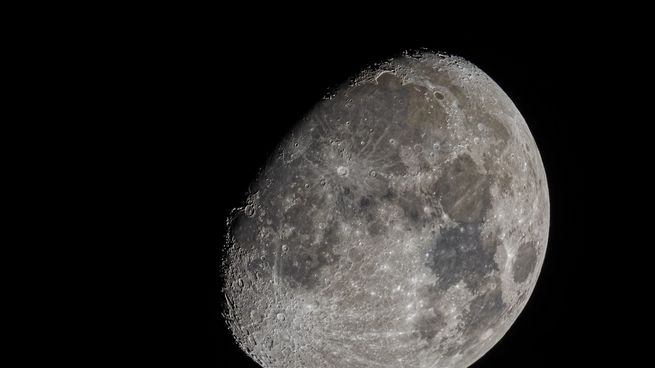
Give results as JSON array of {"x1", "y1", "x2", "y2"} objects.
[{"x1": 222, "y1": 52, "x2": 549, "y2": 368}]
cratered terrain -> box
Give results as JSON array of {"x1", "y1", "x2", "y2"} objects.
[{"x1": 221, "y1": 52, "x2": 549, "y2": 368}]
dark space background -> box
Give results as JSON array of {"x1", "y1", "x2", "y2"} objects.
[
  {"x1": 158, "y1": 26, "x2": 625, "y2": 367},
  {"x1": 14, "y1": 8, "x2": 642, "y2": 367}
]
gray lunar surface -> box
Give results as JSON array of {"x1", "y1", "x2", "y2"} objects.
[{"x1": 221, "y1": 52, "x2": 549, "y2": 368}]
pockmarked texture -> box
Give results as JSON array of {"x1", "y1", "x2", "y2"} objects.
[{"x1": 221, "y1": 52, "x2": 549, "y2": 368}]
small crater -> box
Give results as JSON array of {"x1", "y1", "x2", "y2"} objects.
[
  {"x1": 337, "y1": 166, "x2": 349, "y2": 176},
  {"x1": 348, "y1": 247, "x2": 365, "y2": 263},
  {"x1": 434, "y1": 91, "x2": 445, "y2": 100},
  {"x1": 244, "y1": 205, "x2": 255, "y2": 217}
]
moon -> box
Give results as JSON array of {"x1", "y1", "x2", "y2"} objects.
[{"x1": 221, "y1": 52, "x2": 549, "y2": 368}]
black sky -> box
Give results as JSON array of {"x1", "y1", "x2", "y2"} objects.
[
  {"x1": 140, "y1": 20, "x2": 636, "y2": 366},
  {"x1": 195, "y1": 36, "x2": 598, "y2": 367}
]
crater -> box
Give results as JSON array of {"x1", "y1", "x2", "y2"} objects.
[{"x1": 375, "y1": 71, "x2": 402, "y2": 89}]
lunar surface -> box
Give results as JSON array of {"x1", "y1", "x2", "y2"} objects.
[{"x1": 221, "y1": 52, "x2": 549, "y2": 368}]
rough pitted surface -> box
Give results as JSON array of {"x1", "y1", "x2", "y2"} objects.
[{"x1": 221, "y1": 52, "x2": 549, "y2": 368}]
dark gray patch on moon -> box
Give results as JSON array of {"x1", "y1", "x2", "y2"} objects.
[
  {"x1": 448, "y1": 284, "x2": 505, "y2": 356},
  {"x1": 512, "y1": 241, "x2": 538, "y2": 283},
  {"x1": 435, "y1": 154, "x2": 491, "y2": 224},
  {"x1": 221, "y1": 52, "x2": 550, "y2": 368},
  {"x1": 278, "y1": 220, "x2": 342, "y2": 289},
  {"x1": 416, "y1": 309, "x2": 447, "y2": 341},
  {"x1": 466, "y1": 287, "x2": 505, "y2": 335},
  {"x1": 428, "y1": 223, "x2": 498, "y2": 292}
]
